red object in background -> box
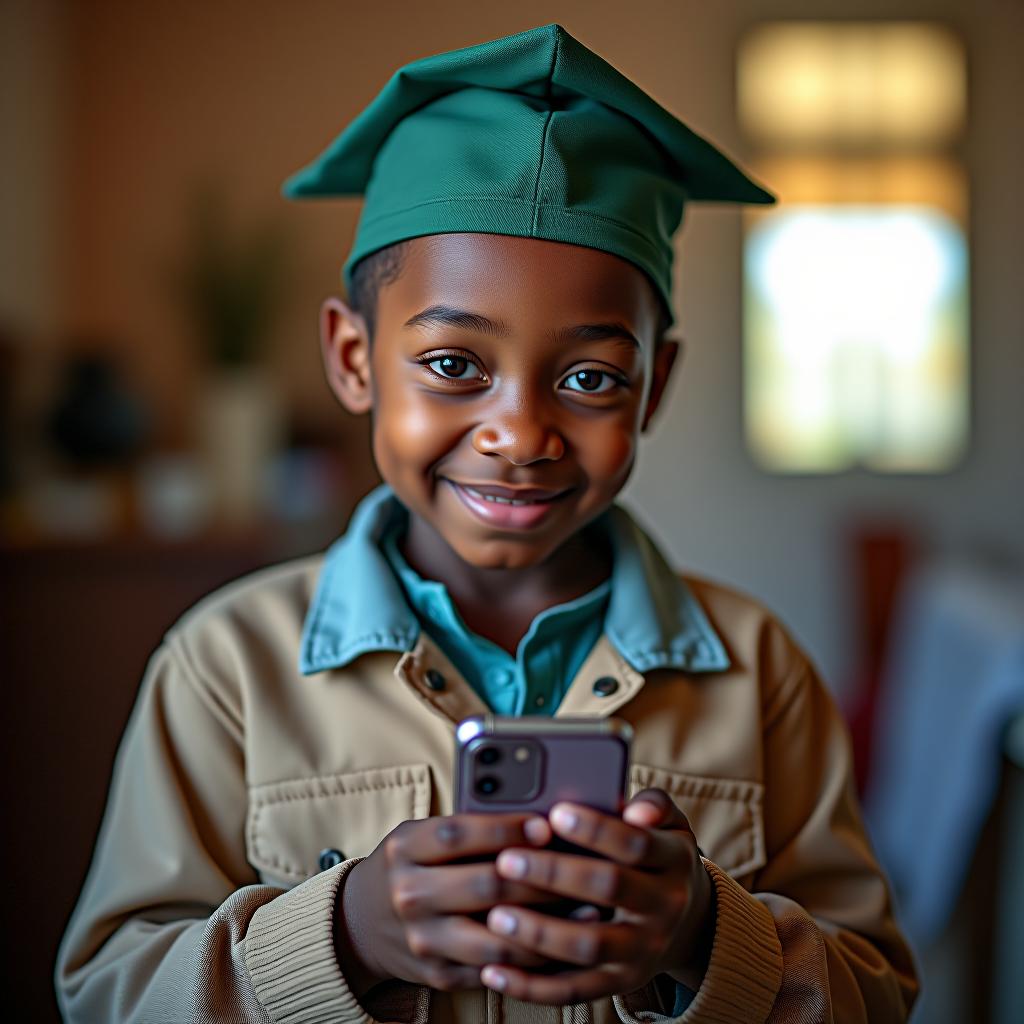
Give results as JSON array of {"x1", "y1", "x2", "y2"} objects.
[{"x1": 844, "y1": 526, "x2": 917, "y2": 797}]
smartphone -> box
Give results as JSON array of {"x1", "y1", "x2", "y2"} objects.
[
  {"x1": 454, "y1": 714, "x2": 633, "y2": 817},
  {"x1": 454, "y1": 715, "x2": 632, "y2": 926}
]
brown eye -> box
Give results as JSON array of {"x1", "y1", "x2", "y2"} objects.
[
  {"x1": 441, "y1": 356, "x2": 466, "y2": 376},
  {"x1": 426, "y1": 355, "x2": 481, "y2": 380},
  {"x1": 562, "y1": 369, "x2": 620, "y2": 394}
]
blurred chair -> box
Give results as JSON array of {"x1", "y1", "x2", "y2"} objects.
[{"x1": 864, "y1": 559, "x2": 1024, "y2": 1023}]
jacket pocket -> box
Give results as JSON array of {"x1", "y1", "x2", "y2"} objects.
[
  {"x1": 629, "y1": 763, "x2": 765, "y2": 880},
  {"x1": 246, "y1": 763, "x2": 432, "y2": 886}
]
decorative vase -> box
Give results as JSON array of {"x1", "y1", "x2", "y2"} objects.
[{"x1": 196, "y1": 366, "x2": 284, "y2": 526}]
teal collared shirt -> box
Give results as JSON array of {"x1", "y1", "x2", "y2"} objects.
[
  {"x1": 300, "y1": 484, "x2": 730, "y2": 685},
  {"x1": 380, "y1": 513, "x2": 610, "y2": 715}
]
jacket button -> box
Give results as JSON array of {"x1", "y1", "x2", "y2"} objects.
[
  {"x1": 425, "y1": 668, "x2": 447, "y2": 691},
  {"x1": 318, "y1": 847, "x2": 345, "y2": 871},
  {"x1": 592, "y1": 676, "x2": 619, "y2": 697}
]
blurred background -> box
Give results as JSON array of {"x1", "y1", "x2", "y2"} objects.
[{"x1": 1, "y1": 1, "x2": 1021, "y2": 1021}]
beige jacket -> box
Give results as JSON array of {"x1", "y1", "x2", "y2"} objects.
[{"x1": 56, "y1": 504, "x2": 918, "y2": 1023}]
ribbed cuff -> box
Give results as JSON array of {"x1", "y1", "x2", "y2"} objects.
[
  {"x1": 244, "y1": 857, "x2": 373, "y2": 1024},
  {"x1": 678, "y1": 859, "x2": 783, "y2": 1023},
  {"x1": 612, "y1": 977, "x2": 673, "y2": 1021}
]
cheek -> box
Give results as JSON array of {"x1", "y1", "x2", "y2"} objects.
[
  {"x1": 575, "y1": 421, "x2": 637, "y2": 484},
  {"x1": 372, "y1": 387, "x2": 464, "y2": 476}
]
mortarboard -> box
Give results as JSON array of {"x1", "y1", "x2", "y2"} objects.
[{"x1": 283, "y1": 22, "x2": 774, "y2": 326}]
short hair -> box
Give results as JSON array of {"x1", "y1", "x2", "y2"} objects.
[
  {"x1": 347, "y1": 237, "x2": 672, "y2": 344},
  {"x1": 347, "y1": 240, "x2": 412, "y2": 344}
]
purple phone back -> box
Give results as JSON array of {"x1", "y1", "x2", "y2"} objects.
[{"x1": 455, "y1": 724, "x2": 629, "y2": 815}]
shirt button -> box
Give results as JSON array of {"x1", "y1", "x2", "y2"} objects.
[
  {"x1": 425, "y1": 668, "x2": 447, "y2": 691},
  {"x1": 489, "y1": 668, "x2": 514, "y2": 687},
  {"x1": 592, "y1": 676, "x2": 619, "y2": 697},
  {"x1": 318, "y1": 847, "x2": 345, "y2": 871},
  {"x1": 534, "y1": 694, "x2": 547, "y2": 708}
]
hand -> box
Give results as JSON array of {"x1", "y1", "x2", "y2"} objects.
[
  {"x1": 478, "y1": 788, "x2": 714, "y2": 1005},
  {"x1": 334, "y1": 812, "x2": 560, "y2": 997}
]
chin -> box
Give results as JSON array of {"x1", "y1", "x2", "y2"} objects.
[{"x1": 454, "y1": 536, "x2": 560, "y2": 571}]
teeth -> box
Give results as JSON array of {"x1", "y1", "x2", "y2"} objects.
[{"x1": 464, "y1": 486, "x2": 538, "y2": 506}]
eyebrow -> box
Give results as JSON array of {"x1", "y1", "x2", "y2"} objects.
[{"x1": 403, "y1": 304, "x2": 640, "y2": 350}]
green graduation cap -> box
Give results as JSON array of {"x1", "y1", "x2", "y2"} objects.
[{"x1": 283, "y1": 22, "x2": 774, "y2": 326}]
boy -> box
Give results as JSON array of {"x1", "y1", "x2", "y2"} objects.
[{"x1": 56, "y1": 23, "x2": 918, "y2": 1024}]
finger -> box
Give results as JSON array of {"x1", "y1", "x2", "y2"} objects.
[
  {"x1": 486, "y1": 905, "x2": 645, "y2": 967},
  {"x1": 480, "y1": 963, "x2": 629, "y2": 1005},
  {"x1": 385, "y1": 813, "x2": 549, "y2": 867},
  {"x1": 418, "y1": 959, "x2": 486, "y2": 992},
  {"x1": 548, "y1": 801, "x2": 691, "y2": 870},
  {"x1": 494, "y1": 847, "x2": 663, "y2": 913},
  {"x1": 407, "y1": 917, "x2": 549, "y2": 969},
  {"x1": 568, "y1": 904, "x2": 601, "y2": 922},
  {"x1": 391, "y1": 863, "x2": 565, "y2": 918},
  {"x1": 622, "y1": 788, "x2": 692, "y2": 832}
]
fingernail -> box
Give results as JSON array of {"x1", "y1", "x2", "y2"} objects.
[
  {"x1": 497, "y1": 851, "x2": 528, "y2": 878},
  {"x1": 523, "y1": 817, "x2": 549, "y2": 844},
  {"x1": 623, "y1": 801, "x2": 658, "y2": 825},
  {"x1": 550, "y1": 805, "x2": 579, "y2": 833},
  {"x1": 482, "y1": 966, "x2": 507, "y2": 991},
  {"x1": 489, "y1": 908, "x2": 517, "y2": 935}
]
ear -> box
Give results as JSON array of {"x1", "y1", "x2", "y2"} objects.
[
  {"x1": 320, "y1": 297, "x2": 373, "y2": 414},
  {"x1": 640, "y1": 338, "x2": 682, "y2": 432}
]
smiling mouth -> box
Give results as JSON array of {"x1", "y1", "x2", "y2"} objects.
[
  {"x1": 457, "y1": 484, "x2": 567, "y2": 506},
  {"x1": 442, "y1": 479, "x2": 573, "y2": 528}
]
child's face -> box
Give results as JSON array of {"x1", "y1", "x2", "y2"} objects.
[{"x1": 323, "y1": 232, "x2": 678, "y2": 570}]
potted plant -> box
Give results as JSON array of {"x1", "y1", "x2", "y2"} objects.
[{"x1": 177, "y1": 187, "x2": 288, "y2": 525}]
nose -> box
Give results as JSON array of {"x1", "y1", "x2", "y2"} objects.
[{"x1": 472, "y1": 395, "x2": 565, "y2": 464}]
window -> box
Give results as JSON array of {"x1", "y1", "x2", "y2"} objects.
[{"x1": 739, "y1": 23, "x2": 969, "y2": 472}]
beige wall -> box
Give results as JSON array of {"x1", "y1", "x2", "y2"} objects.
[
  {"x1": 1, "y1": 0, "x2": 67, "y2": 337},
  {"x1": 14, "y1": 0, "x2": 1024, "y2": 686}
]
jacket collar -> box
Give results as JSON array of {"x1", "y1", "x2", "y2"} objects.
[{"x1": 299, "y1": 483, "x2": 729, "y2": 676}]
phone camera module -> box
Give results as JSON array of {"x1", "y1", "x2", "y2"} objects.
[
  {"x1": 476, "y1": 775, "x2": 501, "y2": 796},
  {"x1": 477, "y1": 746, "x2": 501, "y2": 766}
]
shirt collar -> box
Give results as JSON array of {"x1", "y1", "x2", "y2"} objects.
[
  {"x1": 299, "y1": 484, "x2": 419, "y2": 673},
  {"x1": 602, "y1": 502, "x2": 730, "y2": 672},
  {"x1": 299, "y1": 483, "x2": 729, "y2": 675}
]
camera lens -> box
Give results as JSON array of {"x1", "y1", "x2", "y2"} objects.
[
  {"x1": 477, "y1": 746, "x2": 501, "y2": 765},
  {"x1": 476, "y1": 775, "x2": 501, "y2": 796}
]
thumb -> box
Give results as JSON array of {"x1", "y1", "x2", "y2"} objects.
[{"x1": 623, "y1": 787, "x2": 691, "y2": 831}]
